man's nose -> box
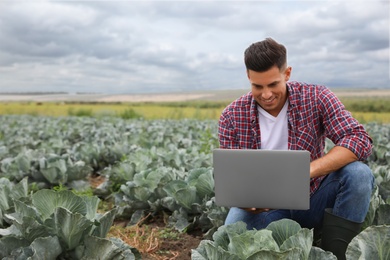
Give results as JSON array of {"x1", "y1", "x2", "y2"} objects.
[{"x1": 262, "y1": 89, "x2": 273, "y2": 99}]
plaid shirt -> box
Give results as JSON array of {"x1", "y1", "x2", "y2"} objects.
[{"x1": 218, "y1": 81, "x2": 373, "y2": 196}]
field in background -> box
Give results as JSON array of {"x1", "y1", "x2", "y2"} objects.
[
  {"x1": 0, "y1": 101, "x2": 226, "y2": 120},
  {"x1": 0, "y1": 88, "x2": 390, "y2": 123}
]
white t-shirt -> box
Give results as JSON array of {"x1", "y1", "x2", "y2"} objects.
[{"x1": 257, "y1": 101, "x2": 289, "y2": 150}]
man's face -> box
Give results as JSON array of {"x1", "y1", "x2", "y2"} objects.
[{"x1": 247, "y1": 65, "x2": 291, "y2": 117}]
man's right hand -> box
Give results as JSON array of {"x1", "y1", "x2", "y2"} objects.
[{"x1": 241, "y1": 208, "x2": 271, "y2": 214}]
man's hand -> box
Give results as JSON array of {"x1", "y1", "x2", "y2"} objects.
[{"x1": 241, "y1": 208, "x2": 271, "y2": 214}]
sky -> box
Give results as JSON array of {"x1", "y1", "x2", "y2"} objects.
[{"x1": 0, "y1": 1, "x2": 389, "y2": 94}]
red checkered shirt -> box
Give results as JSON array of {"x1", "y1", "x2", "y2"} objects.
[{"x1": 218, "y1": 81, "x2": 373, "y2": 196}]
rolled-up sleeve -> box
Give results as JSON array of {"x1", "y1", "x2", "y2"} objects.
[
  {"x1": 318, "y1": 87, "x2": 372, "y2": 160},
  {"x1": 218, "y1": 109, "x2": 238, "y2": 149}
]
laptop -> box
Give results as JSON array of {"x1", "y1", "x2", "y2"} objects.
[{"x1": 213, "y1": 149, "x2": 310, "y2": 210}]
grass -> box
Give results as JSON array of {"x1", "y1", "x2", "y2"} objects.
[
  {"x1": 340, "y1": 97, "x2": 390, "y2": 113},
  {"x1": 107, "y1": 214, "x2": 184, "y2": 259}
]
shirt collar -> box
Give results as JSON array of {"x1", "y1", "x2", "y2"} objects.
[{"x1": 287, "y1": 81, "x2": 300, "y2": 108}]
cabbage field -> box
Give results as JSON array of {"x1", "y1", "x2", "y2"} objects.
[{"x1": 0, "y1": 115, "x2": 389, "y2": 259}]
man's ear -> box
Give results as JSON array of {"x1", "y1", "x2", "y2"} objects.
[{"x1": 284, "y1": 66, "x2": 292, "y2": 81}]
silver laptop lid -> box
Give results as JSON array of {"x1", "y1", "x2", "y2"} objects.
[{"x1": 213, "y1": 149, "x2": 310, "y2": 210}]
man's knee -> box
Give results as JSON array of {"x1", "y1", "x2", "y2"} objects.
[
  {"x1": 339, "y1": 161, "x2": 374, "y2": 193},
  {"x1": 341, "y1": 161, "x2": 373, "y2": 179}
]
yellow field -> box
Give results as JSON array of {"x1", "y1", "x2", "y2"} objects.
[
  {"x1": 0, "y1": 101, "x2": 389, "y2": 123},
  {"x1": 350, "y1": 112, "x2": 390, "y2": 124},
  {"x1": 0, "y1": 102, "x2": 226, "y2": 120}
]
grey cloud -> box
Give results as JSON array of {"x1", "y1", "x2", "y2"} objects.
[{"x1": 0, "y1": 1, "x2": 388, "y2": 94}]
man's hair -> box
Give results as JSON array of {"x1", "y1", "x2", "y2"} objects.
[{"x1": 244, "y1": 38, "x2": 287, "y2": 72}]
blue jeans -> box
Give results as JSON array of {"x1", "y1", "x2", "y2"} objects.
[{"x1": 224, "y1": 161, "x2": 374, "y2": 230}]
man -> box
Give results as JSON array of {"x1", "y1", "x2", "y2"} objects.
[{"x1": 218, "y1": 38, "x2": 374, "y2": 259}]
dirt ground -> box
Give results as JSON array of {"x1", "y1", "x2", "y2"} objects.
[
  {"x1": 89, "y1": 175, "x2": 203, "y2": 260},
  {"x1": 159, "y1": 235, "x2": 202, "y2": 260},
  {"x1": 110, "y1": 215, "x2": 203, "y2": 260},
  {"x1": 137, "y1": 217, "x2": 203, "y2": 260}
]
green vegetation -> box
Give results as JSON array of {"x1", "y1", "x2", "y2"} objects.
[
  {"x1": 0, "y1": 106, "x2": 389, "y2": 258},
  {"x1": 193, "y1": 219, "x2": 389, "y2": 259},
  {"x1": 0, "y1": 181, "x2": 141, "y2": 259},
  {"x1": 340, "y1": 97, "x2": 390, "y2": 113},
  {"x1": 68, "y1": 107, "x2": 93, "y2": 117},
  {"x1": 119, "y1": 108, "x2": 143, "y2": 119}
]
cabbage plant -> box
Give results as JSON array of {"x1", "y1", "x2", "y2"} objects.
[
  {"x1": 192, "y1": 220, "x2": 335, "y2": 260},
  {"x1": 0, "y1": 177, "x2": 28, "y2": 228},
  {"x1": 0, "y1": 149, "x2": 92, "y2": 190},
  {"x1": 163, "y1": 167, "x2": 220, "y2": 232},
  {"x1": 192, "y1": 217, "x2": 390, "y2": 260},
  {"x1": 0, "y1": 189, "x2": 140, "y2": 259},
  {"x1": 346, "y1": 225, "x2": 390, "y2": 260},
  {"x1": 363, "y1": 186, "x2": 390, "y2": 229}
]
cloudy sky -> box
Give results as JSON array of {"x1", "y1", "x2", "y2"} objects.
[{"x1": 0, "y1": 1, "x2": 389, "y2": 94}]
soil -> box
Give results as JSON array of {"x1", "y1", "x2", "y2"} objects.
[
  {"x1": 137, "y1": 216, "x2": 204, "y2": 260},
  {"x1": 111, "y1": 215, "x2": 204, "y2": 260},
  {"x1": 157, "y1": 235, "x2": 202, "y2": 260}
]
